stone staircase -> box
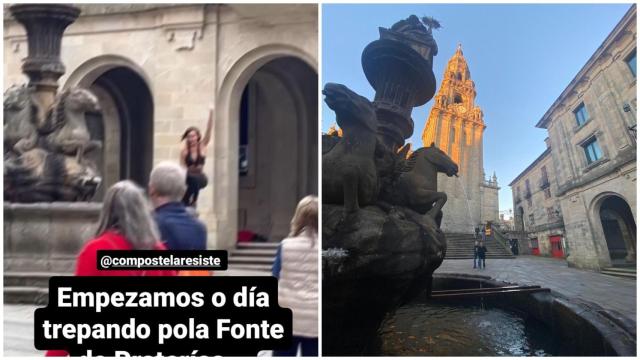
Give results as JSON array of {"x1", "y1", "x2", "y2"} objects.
[
  {"x1": 4, "y1": 271, "x2": 62, "y2": 305},
  {"x1": 601, "y1": 264, "x2": 636, "y2": 279},
  {"x1": 226, "y1": 242, "x2": 279, "y2": 276},
  {"x1": 445, "y1": 233, "x2": 514, "y2": 259},
  {"x1": 4, "y1": 242, "x2": 279, "y2": 304}
]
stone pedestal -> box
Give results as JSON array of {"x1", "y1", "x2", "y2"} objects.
[
  {"x1": 322, "y1": 204, "x2": 445, "y2": 355},
  {"x1": 4, "y1": 202, "x2": 100, "y2": 273}
]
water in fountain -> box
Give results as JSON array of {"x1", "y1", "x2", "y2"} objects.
[
  {"x1": 456, "y1": 175, "x2": 476, "y2": 233},
  {"x1": 377, "y1": 299, "x2": 559, "y2": 356}
]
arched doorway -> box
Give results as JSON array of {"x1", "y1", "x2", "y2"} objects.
[
  {"x1": 238, "y1": 57, "x2": 317, "y2": 241},
  {"x1": 66, "y1": 59, "x2": 154, "y2": 200},
  {"x1": 599, "y1": 195, "x2": 636, "y2": 264}
]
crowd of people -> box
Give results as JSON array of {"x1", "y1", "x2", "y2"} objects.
[{"x1": 46, "y1": 117, "x2": 319, "y2": 356}]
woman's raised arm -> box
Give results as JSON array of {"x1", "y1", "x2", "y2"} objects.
[{"x1": 201, "y1": 106, "x2": 214, "y2": 147}]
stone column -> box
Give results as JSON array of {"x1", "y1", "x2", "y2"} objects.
[{"x1": 9, "y1": 4, "x2": 80, "y2": 126}]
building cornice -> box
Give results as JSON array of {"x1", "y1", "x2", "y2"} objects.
[{"x1": 535, "y1": 4, "x2": 636, "y2": 129}]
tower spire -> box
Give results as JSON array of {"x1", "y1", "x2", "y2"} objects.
[{"x1": 456, "y1": 42, "x2": 463, "y2": 55}]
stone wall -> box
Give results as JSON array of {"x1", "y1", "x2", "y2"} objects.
[
  {"x1": 480, "y1": 181, "x2": 499, "y2": 225},
  {"x1": 559, "y1": 162, "x2": 636, "y2": 269},
  {"x1": 4, "y1": 203, "x2": 101, "y2": 272},
  {"x1": 511, "y1": 149, "x2": 565, "y2": 257}
]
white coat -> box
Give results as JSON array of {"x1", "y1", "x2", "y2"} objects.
[{"x1": 277, "y1": 229, "x2": 318, "y2": 338}]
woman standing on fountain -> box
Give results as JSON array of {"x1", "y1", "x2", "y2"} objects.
[{"x1": 180, "y1": 106, "x2": 214, "y2": 207}]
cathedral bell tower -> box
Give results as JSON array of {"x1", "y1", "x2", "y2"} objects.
[{"x1": 422, "y1": 44, "x2": 494, "y2": 233}]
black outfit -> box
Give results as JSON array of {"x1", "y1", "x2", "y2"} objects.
[
  {"x1": 477, "y1": 245, "x2": 487, "y2": 268},
  {"x1": 183, "y1": 151, "x2": 207, "y2": 207},
  {"x1": 473, "y1": 244, "x2": 480, "y2": 268}
]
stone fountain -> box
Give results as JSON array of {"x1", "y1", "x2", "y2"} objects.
[
  {"x1": 322, "y1": 15, "x2": 459, "y2": 355},
  {"x1": 4, "y1": 4, "x2": 103, "y2": 280}
]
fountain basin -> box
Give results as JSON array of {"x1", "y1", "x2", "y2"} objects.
[
  {"x1": 324, "y1": 273, "x2": 636, "y2": 356},
  {"x1": 4, "y1": 202, "x2": 100, "y2": 273}
]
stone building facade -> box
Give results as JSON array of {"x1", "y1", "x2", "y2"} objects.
[
  {"x1": 3, "y1": 4, "x2": 318, "y2": 251},
  {"x1": 510, "y1": 146, "x2": 565, "y2": 257},
  {"x1": 422, "y1": 45, "x2": 499, "y2": 233},
  {"x1": 512, "y1": 5, "x2": 636, "y2": 270}
]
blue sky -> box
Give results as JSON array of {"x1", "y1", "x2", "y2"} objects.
[{"x1": 321, "y1": 3, "x2": 632, "y2": 216}]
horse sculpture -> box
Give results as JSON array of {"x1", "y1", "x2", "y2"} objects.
[
  {"x1": 44, "y1": 87, "x2": 101, "y2": 159},
  {"x1": 4, "y1": 86, "x2": 102, "y2": 202},
  {"x1": 322, "y1": 83, "x2": 379, "y2": 214},
  {"x1": 4, "y1": 85, "x2": 38, "y2": 155},
  {"x1": 381, "y1": 143, "x2": 458, "y2": 227}
]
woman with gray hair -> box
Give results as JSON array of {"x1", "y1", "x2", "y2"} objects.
[
  {"x1": 46, "y1": 181, "x2": 176, "y2": 356},
  {"x1": 73, "y1": 180, "x2": 177, "y2": 276}
]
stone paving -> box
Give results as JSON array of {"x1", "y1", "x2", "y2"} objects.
[
  {"x1": 436, "y1": 255, "x2": 637, "y2": 319},
  {"x1": 4, "y1": 256, "x2": 636, "y2": 356}
]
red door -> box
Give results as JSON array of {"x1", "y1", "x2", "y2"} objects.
[
  {"x1": 550, "y1": 235, "x2": 564, "y2": 258},
  {"x1": 531, "y1": 238, "x2": 540, "y2": 255}
]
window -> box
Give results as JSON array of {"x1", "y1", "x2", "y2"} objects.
[
  {"x1": 531, "y1": 238, "x2": 539, "y2": 249},
  {"x1": 544, "y1": 188, "x2": 551, "y2": 199},
  {"x1": 547, "y1": 207, "x2": 555, "y2": 221},
  {"x1": 626, "y1": 50, "x2": 636, "y2": 77},
  {"x1": 540, "y1": 165, "x2": 550, "y2": 189},
  {"x1": 454, "y1": 94, "x2": 463, "y2": 104},
  {"x1": 582, "y1": 137, "x2": 603, "y2": 164},
  {"x1": 456, "y1": 72, "x2": 462, "y2": 81},
  {"x1": 574, "y1": 103, "x2": 589, "y2": 126}
]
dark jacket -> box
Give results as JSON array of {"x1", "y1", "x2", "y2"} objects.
[
  {"x1": 154, "y1": 202, "x2": 207, "y2": 250},
  {"x1": 477, "y1": 245, "x2": 487, "y2": 259}
]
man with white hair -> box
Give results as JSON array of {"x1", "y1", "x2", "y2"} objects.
[{"x1": 149, "y1": 161, "x2": 207, "y2": 250}]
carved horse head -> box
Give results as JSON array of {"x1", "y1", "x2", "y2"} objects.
[
  {"x1": 50, "y1": 87, "x2": 100, "y2": 129},
  {"x1": 322, "y1": 83, "x2": 377, "y2": 132},
  {"x1": 407, "y1": 143, "x2": 459, "y2": 177},
  {"x1": 46, "y1": 87, "x2": 101, "y2": 154}
]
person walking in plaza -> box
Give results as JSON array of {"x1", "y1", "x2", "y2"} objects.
[
  {"x1": 473, "y1": 240, "x2": 480, "y2": 269},
  {"x1": 46, "y1": 180, "x2": 176, "y2": 357},
  {"x1": 477, "y1": 241, "x2": 487, "y2": 269},
  {"x1": 180, "y1": 106, "x2": 214, "y2": 207},
  {"x1": 149, "y1": 162, "x2": 207, "y2": 251},
  {"x1": 271, "y1": 196, "x2": 319, "y2": 356}
]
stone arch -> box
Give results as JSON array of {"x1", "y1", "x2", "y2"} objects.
[
  {"x1": 590, "y1": 192, "x2": 636, "y2": 265},
  {"x1": 214, "y1": 44, "x2": 317, "y2": 249},
  {"x1": 64, "y1": 55, "x2": 154, "y2": 197},
  {"x1": 63, "y1": 54, "x2": 153, "y2": 93}
]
